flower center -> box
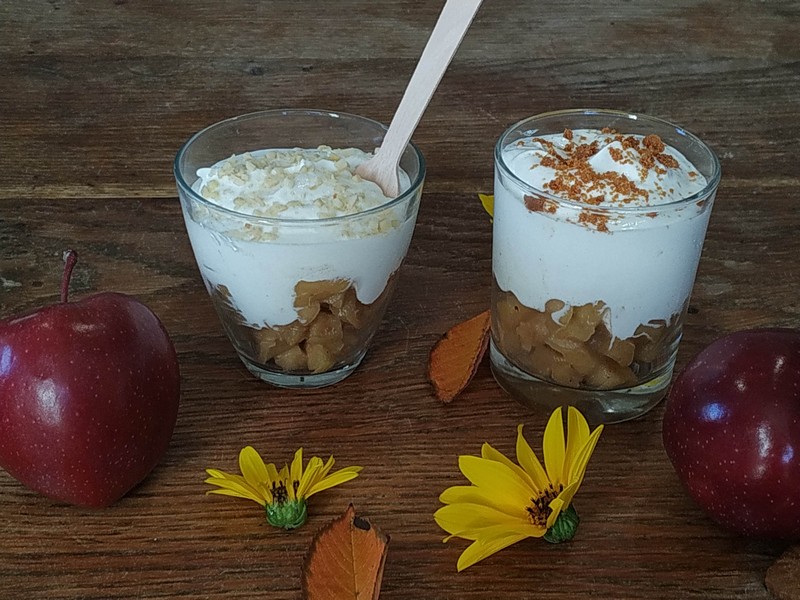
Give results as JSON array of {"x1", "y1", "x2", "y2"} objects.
[
  {"x1": 265, "y1": 479, "x2": 308, "y2": 530},
  {"x1": 526, "y1": 482, "x2": 563, "y2": 528},
  {"x1": 271, "y1": 481, "x2": 289, "y2": 505}
]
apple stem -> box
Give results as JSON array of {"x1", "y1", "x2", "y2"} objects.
[{"x1": 61, "y1": 250, "x2": 78, "y2": 303}]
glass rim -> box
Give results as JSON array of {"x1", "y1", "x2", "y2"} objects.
[
  {"x1": 173, "y1": 108, "x2": 426, "y2": 226},
  {"x1": 494, "y1": 108, "x2": 722, "y2": 214}
]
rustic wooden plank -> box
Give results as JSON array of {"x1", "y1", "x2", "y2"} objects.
[{"x1": 0, "y1": 2, "x2": 798, "y2": 199}]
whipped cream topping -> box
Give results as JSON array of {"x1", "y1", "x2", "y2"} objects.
[
  {"x1": 183, "y1": 146, "x2": 418, "y2": 327},
  {"x1": 502, "y1": 129, "x2": 707, "y2": 207},
  {"x1": 493, "y1": 127, "x2": 715, "y2": 339},
  {"x1": 196, "y1": 146, "x2": 407, "y2": 220}
]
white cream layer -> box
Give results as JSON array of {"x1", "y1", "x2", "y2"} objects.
[
  {"x1": 494, "y1": 129, "x2": 713, "y2": 339},
  {"x1": 184, "y1": 146, "x2": 416, "y2": 327}
]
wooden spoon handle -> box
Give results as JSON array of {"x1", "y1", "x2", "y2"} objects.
[{"x1": 363, "y1": 0, "x2": 483, "y2": 196}]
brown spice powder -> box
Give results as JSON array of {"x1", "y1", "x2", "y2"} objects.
[
  {"x1": 525, "y1": 130, "x2": 685, "y2": 232},
  {"x1": 524, "y1": 194, "x2": 557, "y2": 214},
  {"x1": 657, "y1": 153, "x2": 679, "y2": 169},
  {"x1": 578, "y1": 211, "x2": 609, "y2": 232},
  {"x1": 643, "y1": 134, "x2": 666, "y2": 153},
  {"x1": 540, "y1": 155, "x2": 559, "y2": 169},
  {"x1": 560, "y1": 133, "x2": 678, "y2": 202}
]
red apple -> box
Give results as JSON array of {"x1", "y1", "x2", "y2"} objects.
[
  {"x1": 0, "y1": 251, "x2": 180, "y2": 507},
  {"x1": 663, "y1": 328, "x2": 800, "y2": 539}
]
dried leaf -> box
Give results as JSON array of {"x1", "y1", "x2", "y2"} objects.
[
  {"x1": 428, "y1": 310, "x2": 491, "y2": 403},
  {"x1": 766, "y1": 545, "x2": 800, "y2": 600},
  {"x1": 302, "y1": 504, "x2": 389, "y2": 600}
]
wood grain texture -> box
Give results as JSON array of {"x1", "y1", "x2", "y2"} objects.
[{"x1": 1, "y1": 1, "x2": 799, "y2": 598}]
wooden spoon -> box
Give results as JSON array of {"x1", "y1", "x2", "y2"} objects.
[{"x1": 356, "y1": 0, "x2": 484, "y2": 197}]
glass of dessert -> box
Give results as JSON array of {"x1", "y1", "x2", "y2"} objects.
[
  {"x1": 490, "y1": 109, "x2": 720, "y2": 423},
  {"x1": 174, "y1": 109, "x2": 425, "y2": 388}
]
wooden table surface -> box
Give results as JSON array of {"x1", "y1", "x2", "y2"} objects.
[{"x1": 1, "y1": 1, "x2": 799, "y2": 598}]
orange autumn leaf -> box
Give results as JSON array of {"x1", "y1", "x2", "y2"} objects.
[
  {"x1": 302, "y1": 504, "x2": 389, "y2": 600},
  {"x1": 428, "y1": 309, "x2": 491, "y2": 403}
]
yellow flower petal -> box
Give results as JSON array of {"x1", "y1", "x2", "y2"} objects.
[
  {"x1": 543, "y1": 407, "x2": 566, "y2": 487},
  {"x1": 205, "y1": 469, "x2": 252, "y2": 491},
  {"x1": 553, "y1": 481, "x2": 580, "y2": 513},
  {"x1": 567, "y1": 425, "x2": 604, "y2": 486},
  {"x1": 305, "y1": 466, "x2": 362, "y2": 499},
  {"x1": 568, "y1": 406, "x2": 591, "y2": 445},
  {"x1": 290, "y1": 448, "x2": 303, "y2": 490},
  {"x1": 434, "y1": 503, "x2": 526, "y2": 539},
  {"x1": 545, "y1": 495, "x2": 564, "y2": 529},
  {"x1": 563, "y1": 406, "x2": 591, "y2": 482},
  {"x1": 206, "y1": 487, "x2": 267, "y2": 506},
  {"x1": 481, "y1": 442, "x2": 537, "y2": 491},
  {"x1": 457, "y1": 532, "x2": 529, "y2": 572},
  {"x1": 514, "y1": 424, "x2": 550, "y2": 492},
  {"x1": 297, "y1": 456, "x2": 323, "y2": 498},
  {"x1": 471, "y1": 522, "x2": 546, "y2": 541},
  {"x1": 204, "y1": 477, "x2": 266, "y2": 506},
  {"x1": 206, "y1": 466, "x2": 272, "y2": 504},
  {"x1": 265, "y1": 462, "x2": 281, "y2": 484},
  {"x1": 319, "y1": 455, "x2": 335, "y2": 479},
  {"x1": 205, "y1": 468, "x2": 231, "y2": 479},
  {"x1": 439, "y1": 485, "x2": 529, "y2": 520},
  {"x1": 478, "y1": 193, "x2": 494, "y2": 218},
  {"x1": 238, "y1": 446, "x2": 269, "y2": 489},
  {"x1": 458, "y1": 456, "x2": 534, "y2": 505}
]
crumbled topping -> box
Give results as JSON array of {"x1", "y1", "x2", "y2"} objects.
[
  {"x1": 194, "y1": 146, "x2": 407, "y2": 241},
  {"x1": 196, "y1": 146, "x2": 395, "y2": 220},
  {"x1": 578, "y1": 211, "x2": 609, "y2": 232},
  {"x1": 524, "y1": 194, "x2": 557, "y2": 214},
  {"x1": 538, "y1": 133, "x2": 652, "y2": 207},
  {"x1": 503, "y1": 128, "x2": 709, "y2": 233}
]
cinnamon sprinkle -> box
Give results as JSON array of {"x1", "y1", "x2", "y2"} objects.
[
  {"x1": 529, "y1": 131, "x2": 684, "y2": 210},
  {"x1": 542, "y1": 144, "x2": 650, "y2": 207},
  {"x1": 643, "y1": 134, "x2": 666, "y2": 153},
  {"x1": 657, "y1": 154, "x2": 679, "y2": 169},
  {"x1": 519, "y1": 130, "x2": 693, "y2": 233},
  {"x1": 524, "y1": 194, "x2": 557, "y2": 214},
  {"x1": 518, "y1": 127, "x2": 698, "y2": 232},
  {"x1": 578, "y1": 211, "x2": 609, "y2": 232}
]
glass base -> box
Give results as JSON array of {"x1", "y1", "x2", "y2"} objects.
[
  {"x1": 239, "y1": 352, "x2": 365, "y2": 389},
  {"x1": 489, "y1": 340, "x2": 672, "y2": 425}
]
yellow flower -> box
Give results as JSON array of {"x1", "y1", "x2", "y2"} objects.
[
  {"x1": 205, "y1": 446, "x2": 362, "y2": 529},
  {"x1": 478, "y1": 193, "x2": 494, "y2": 218},
  {"x1": 434, "y1": 406, "x2": 603, "y2": 571}
]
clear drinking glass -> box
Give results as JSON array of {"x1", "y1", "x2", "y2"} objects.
[
  {"x1": 174, "y1": 109, "x2": 425, "y2": 388},
  {"x1": 490, "y1": 109, "x2": 720, "y2": 423}
]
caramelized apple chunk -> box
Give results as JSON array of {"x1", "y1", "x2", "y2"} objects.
[
  {"x1": 207, "y1": 275, "x2": 396, "y2": 375},
  {"x1": 493, "y1": 286, "x2": 680, "y2": 390}
]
